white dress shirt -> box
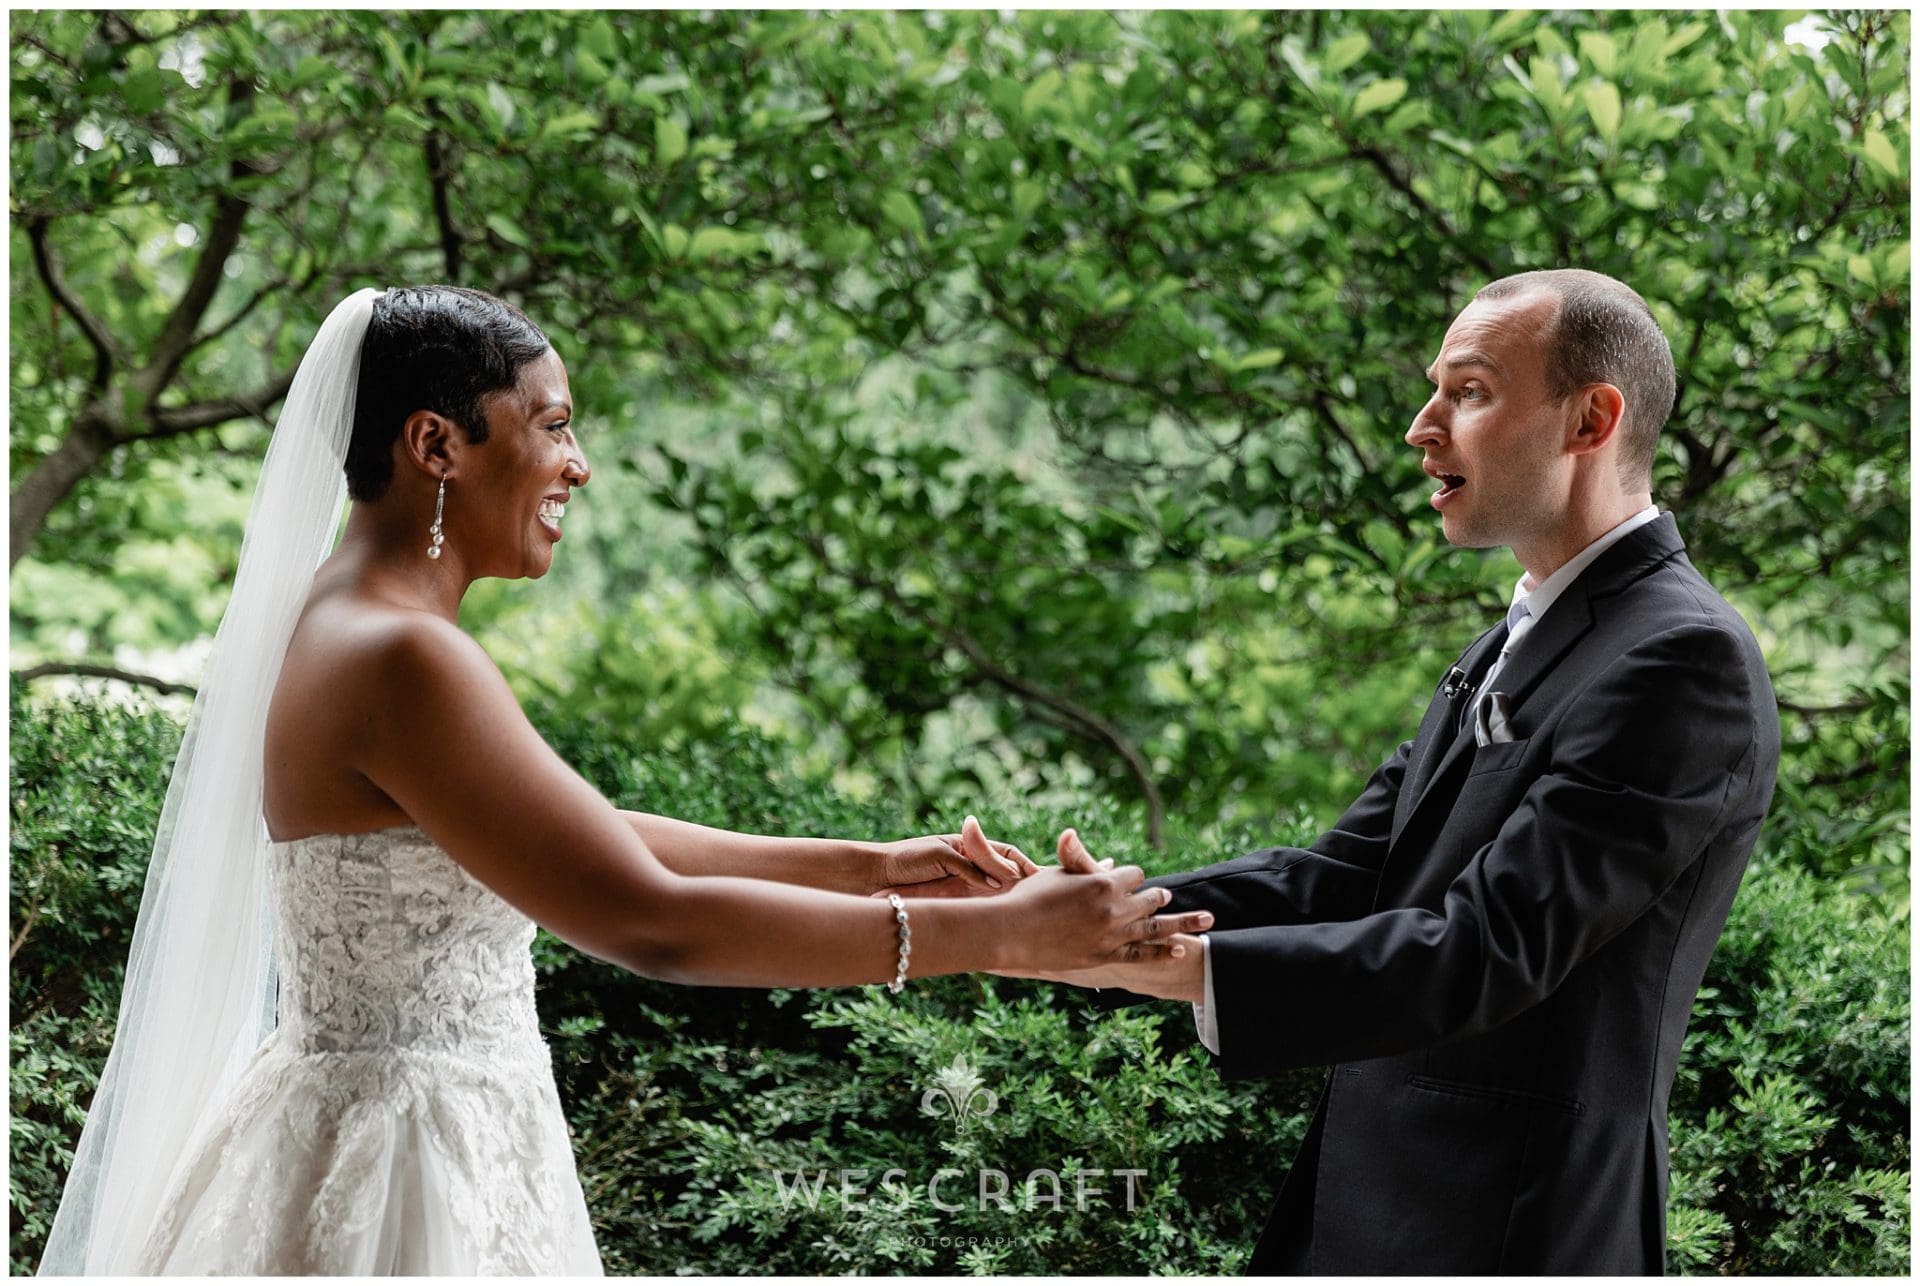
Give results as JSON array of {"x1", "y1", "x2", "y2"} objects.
[{"x1": 1191, "y1": 506, "x2": 1663, "y2": 1054}]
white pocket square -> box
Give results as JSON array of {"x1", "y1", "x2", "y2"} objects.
[{"x1": 1474, "y1": 691, "x2": 1518, "y2": 747}]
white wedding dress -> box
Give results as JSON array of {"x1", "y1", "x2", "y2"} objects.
[{"x1": 134, "y1": 824, "x2": 603, "y2": 1274}]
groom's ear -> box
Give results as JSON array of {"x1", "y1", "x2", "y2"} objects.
[
  {"x1": 1564, "y1": 382, "x2": 1627, "y2": 459},
  {"x1": 399, "y1": 410, "x2": 462, "y2": 479}
]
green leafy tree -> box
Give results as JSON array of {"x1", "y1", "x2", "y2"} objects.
[{"x1": 12, "y1": 13, "x2": 1905, "y2": 859}]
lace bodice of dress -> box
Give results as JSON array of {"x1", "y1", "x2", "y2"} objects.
[
  {"x1": 136, "y1": 825, "x2": 602, "y2": 1274},
  {"x1": 270, "y1": 825, "x2": 545, "y2": 1063}
]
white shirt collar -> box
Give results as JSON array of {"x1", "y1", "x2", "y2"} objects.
[{"x1": 1509, "y1": 506, "x2": 1662, "y2": 626}]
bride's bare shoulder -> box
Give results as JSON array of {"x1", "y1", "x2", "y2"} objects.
[
  {"x1": 267, "y1": 590, "x2": 511, "y2": 838},
  {"x1": 278, "y1": 590, "x2": 501, "y2": 708}
]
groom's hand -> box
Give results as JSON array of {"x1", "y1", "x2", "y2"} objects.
[
  {"x1": 874, "y1": 815, "x2": 1038, "y2": 898},
  {"x1": 992, "y1": 828, "x2": 1206, "y2": 1002},
  {"x1": 1054, "y1": 826, "x2": 1116, "y2": 874},
  {"x1": 998, "y1": 932, "x2": 1207, "y2": 1003}
]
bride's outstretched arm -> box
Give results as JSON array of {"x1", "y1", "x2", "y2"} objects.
[
  {"x1": 618, "y1": 810, "x2": 1037, "y2": 896},
  {"x1": 356, "y1": 618, "x2": 1205, "y2": 987}
]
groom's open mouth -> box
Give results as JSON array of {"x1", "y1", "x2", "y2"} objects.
[{"x1": 1423, "y1": 462, "x2": 1467, "y2": 509}]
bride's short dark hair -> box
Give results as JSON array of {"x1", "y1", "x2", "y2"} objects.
[{"x1": 347, "y1": 285, "x2": 550, "y2": 501}]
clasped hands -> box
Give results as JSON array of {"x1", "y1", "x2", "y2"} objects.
[{"x1": 876, "y1": 816, "x2": 1206, "y2": 1004}]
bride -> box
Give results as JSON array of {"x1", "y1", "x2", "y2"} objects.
[{"x1": 38, "y1": 286, "x2": 1208, "y2": 1275}]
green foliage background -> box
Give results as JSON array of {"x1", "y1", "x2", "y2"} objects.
[
  {"x1": 10, "y1": 696, "x2": 1910, "y2": 1273},
  {"x1": 8, "y1": 7, "x2": 1910, "y2": 1276}
]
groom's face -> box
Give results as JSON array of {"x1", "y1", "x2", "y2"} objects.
[{"x1": 1406, "y1": 291, "x2": 1573, "y2": 557}]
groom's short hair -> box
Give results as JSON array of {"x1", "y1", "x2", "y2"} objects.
[{"x1": 1474, "y1": 269, "x2": 1675, "y2": 486}]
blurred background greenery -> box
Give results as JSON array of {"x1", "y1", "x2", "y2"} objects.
[{"x1": 9, "y1": 8, "x2": 1909, "y2": 1274}]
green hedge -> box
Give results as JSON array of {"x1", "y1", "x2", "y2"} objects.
[{"x1": 9, "y1": 695, "x2": 1909, "y2": 1274}]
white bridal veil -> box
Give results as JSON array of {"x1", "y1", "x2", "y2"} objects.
[{"x1": 38, "y1": 288, "x2": 382, "y2": 1274}]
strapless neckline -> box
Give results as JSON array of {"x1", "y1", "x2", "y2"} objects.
[
  {"x1": 139, "y1": 817, "x2": 601, "y2": 1273},
  {"x1": 269, "y1": 820, "x2": 428, "y2": 846}
]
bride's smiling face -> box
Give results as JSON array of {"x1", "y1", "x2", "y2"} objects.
[{"x1": 453, "y1": 348, "x2": 589, "y2": 581}]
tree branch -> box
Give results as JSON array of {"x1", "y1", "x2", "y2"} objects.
[
  {"x1": 10, "y1": 411, "x2": 119, "y2": 568},
  {"x1": 830, "y1": 543, "x2": 1167, "y2": 845},
  {"x1": 148, "y1": 367, "x2": 299, "y2": 438},
  {"x1": 1778, "y1": 694, "x2": 1880, "y2": 718},
  {"x1": 27, "y1": 216, "x2": 119, "y2": 391},
  {"x1": 11, "y1": 896, "x2": 42, "y2": 964},
  {"x1": 775, "y1": 516, "x2": 1169, "y2": 843},
  {"x1": 425, "y1": 127, "x2": 464, "y2": 280},
  {"x1": 12, "y1": 661, "x2": 197, "y2": 697},
  {"x1": 934, "y1": 617, "x2": 1169, "y2": 847},
  {"x1": 1349, "y1": 142, "x2": 1499, "y2": 277},
  {"x1": 139, "y1": 78, "x2": 260, "y2": 400},
  {"x1": 183, "y1": 276, "x2": 296, "y2": 360},
  {"x1": 1805, "y1": 755, "x2": 1891, "y2": 790}
]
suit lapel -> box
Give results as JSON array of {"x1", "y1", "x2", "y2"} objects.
[
  {"x1": 1397, "y1": 614, "x2": 1574, "y2": 836},
  {"x1": 1475, "y1": 592, "x2": 1594, "y2": 717},
  {"x1": 1392, "y1": 621, "x2": 1508, "y2": 848},
  {"x1": 1390, "y1": 514, "x2": 1688, "y2": 852},
  {"x1": 1406, "y1": 624, "x2": 1507, "y2": 796}
]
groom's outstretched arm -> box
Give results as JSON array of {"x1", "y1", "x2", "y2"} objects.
[
  {"x1": 1200, "y1": 625, "x2": 1767, "y2": 1076},
  {"x1": 1151, "y1": 736, "x2": 1415, "y2": 929},
  {"x1": 1082, "y1": 738, "x2": 1412, "y2": 1013}
]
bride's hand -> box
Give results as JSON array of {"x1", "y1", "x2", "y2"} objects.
[
  {"x1": 873, "y1": 815, "x2": 1037, "y2": 898},
  {"x1": 996, "y1": 858, "x2": 1213, "y2": 974}
]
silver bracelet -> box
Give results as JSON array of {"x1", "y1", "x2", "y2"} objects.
[{"x1": 886, "y1": 893, "x2": 911, "y2": 993}]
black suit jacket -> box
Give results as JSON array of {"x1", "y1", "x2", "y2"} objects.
[{"x1": 1124, "y1": 516, "x2": 1778, "y2": 1273}]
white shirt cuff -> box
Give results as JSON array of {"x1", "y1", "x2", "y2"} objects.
[{"x1": 1191, "y1": 932, "x2": 1220, "y2": 1055}]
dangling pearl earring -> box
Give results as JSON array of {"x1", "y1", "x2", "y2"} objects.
[{"x1": 427, "y1": 476, "x2": 447, "y2": 559}]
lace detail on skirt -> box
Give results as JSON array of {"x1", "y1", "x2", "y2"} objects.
[{"x1": 135, "y1": 826, "x2": 601, "y2": 1275}]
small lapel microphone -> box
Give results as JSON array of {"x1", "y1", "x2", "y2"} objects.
[{"x1": 1443, "y1": 666, "x2": 1476, "y2": 699}]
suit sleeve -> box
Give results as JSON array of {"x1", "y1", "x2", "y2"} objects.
[
  {"x1": 1089, "y1": 737, "x2": 1412, "y2": 1010},
  {"x1": 1203, "y1": 624, "x2": 1759, "y2": 1076},
  {"x1": 1152, "y1": 736, "x2": 1413, "y2": 925}
]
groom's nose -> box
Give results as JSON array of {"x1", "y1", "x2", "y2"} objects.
[{"x1": 1406, "y1": 397, "x2": 1448, "y2": 448}]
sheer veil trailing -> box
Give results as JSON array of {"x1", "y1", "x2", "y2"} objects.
[{"x1": 38, "y1": 288, "x2": 382, "y2": 1275}]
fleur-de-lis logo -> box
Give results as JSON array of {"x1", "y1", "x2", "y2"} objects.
[{"x1": 920, "y1": 1055, "x2": 998, "y2": 1124}]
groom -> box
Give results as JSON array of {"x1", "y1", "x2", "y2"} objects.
[{"x1": 1044, "y1": 269, "x2": 1778, "y2": 1273}]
